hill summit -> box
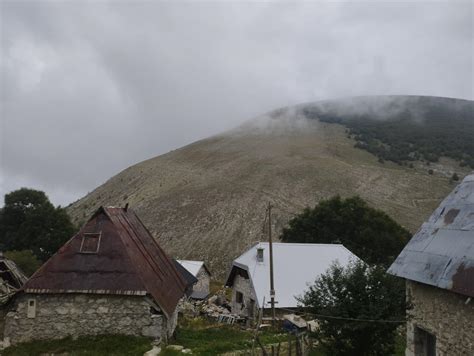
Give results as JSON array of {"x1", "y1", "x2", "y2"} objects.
[{"x1": 68, "y1": 96, "x2": 472, "y2": 277}]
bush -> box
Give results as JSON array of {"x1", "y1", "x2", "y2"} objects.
[
  {"x1": 299, "y1": 261, "x2": 406, "y2": 356},
  {"x1": 4, "y1": 250, "x2": 41, "y2": 277}
]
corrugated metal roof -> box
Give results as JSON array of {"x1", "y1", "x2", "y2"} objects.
[
  {"x1": 388, "y1": 173, "x2": 474, "y2": 297},
  {"x1": 225, "y1": 242, "x2": 359, "y2": 308},
  {"x1": 23, "y1": 206, "x2": 187, "y2": 317}
]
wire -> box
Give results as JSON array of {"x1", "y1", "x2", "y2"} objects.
[{"x1": 275, "y1": 306, "x2": 406, "y2": 324}]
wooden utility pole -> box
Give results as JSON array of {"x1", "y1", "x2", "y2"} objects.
[{"x1": 268, "y1": 202, "x2": 276, "y2": 325}]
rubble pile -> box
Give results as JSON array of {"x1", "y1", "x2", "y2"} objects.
[{"x1": 178, "y1": 290, "x2": 236, "y2": 321}]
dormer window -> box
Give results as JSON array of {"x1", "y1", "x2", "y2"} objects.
[
  {"x1": 256, "y1": 247, "x2": 264, "y2": 262},
  {"x1": 80, "y1": 233, "x2": 101, "y2": 254}
]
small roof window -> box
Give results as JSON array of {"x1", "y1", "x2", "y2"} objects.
[{"x1": 80, "y1": 233, "x2": 101, "y2": 254}]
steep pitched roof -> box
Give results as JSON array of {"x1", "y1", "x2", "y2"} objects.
[
  {"x1": 225, "y1": 242, "x2": 359, "y2": 308},
  {"x1": 23, "y1": 206, "x2": 187, "y2": 317},
  {"x1": 388, "y1": 174, "x2": 474, "y2": 297}
]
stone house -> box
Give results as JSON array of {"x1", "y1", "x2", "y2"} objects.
[
  {"x1": 3, "y1": 206, "x2": 187, "y2": 346},
  {"x1": 176, "y1": 260, "x2": 211, "y2": 299},
  {"x1": 388, "y1": 173, "x2": 474, "y2": 356},
  {"x1": 224, "y1": 242, "x2": 358, "y2": 319}
]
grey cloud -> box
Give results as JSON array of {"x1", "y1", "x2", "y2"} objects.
[{"x1": 1, "y1": 1, "x2": 472, "y2": 206}]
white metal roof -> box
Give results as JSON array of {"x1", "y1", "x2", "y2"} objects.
[
  {"x1": 228, "y1": 242, "x2": 359, "y2": 308},
  {"x1": 176, "y1": 260, "x2": 205, "y2": 277}
]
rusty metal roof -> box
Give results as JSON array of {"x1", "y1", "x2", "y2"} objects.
[
  {"x1": 388, "y1": 173, "x2": 474, "y2": 297},
  {"x1": 23, "y1": 206, "x2": 187, "y2": 317}
]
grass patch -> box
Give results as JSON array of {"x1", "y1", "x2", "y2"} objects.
[
  {"x1": 167, "y1": 317, "x2": 288, "y2": 355},
  {"x1": 3, "y1": 334, "x2": 153, "y2": 356}
]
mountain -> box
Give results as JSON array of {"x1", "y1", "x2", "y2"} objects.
[{"x1": 67, "y1": 96, "x2": 473, "y2": 278}]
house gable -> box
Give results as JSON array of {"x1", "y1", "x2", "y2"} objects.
[{"x1": 23, "y1": 206, "x2": 186, "y2": 317}]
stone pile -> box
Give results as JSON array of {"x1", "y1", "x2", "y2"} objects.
[{"x1": 178, "y1": 291, "x2": 236, "y2": 321}]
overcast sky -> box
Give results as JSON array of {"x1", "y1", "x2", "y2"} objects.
[{"x1": 1, "y1": 1, "x2": 472, "y2": 207}]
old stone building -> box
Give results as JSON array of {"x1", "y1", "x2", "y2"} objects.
[
  {"x1": 176, "y1": 260, "x2": 211, "y2": 299},
  {"x1": 389, "y1": 173, "x2": 474, "y2": 356},
  {"x1": 225, "y1": 242, "x2": 358, "y2": 319},
  {"x1": 3, "y1": 206, "x2": 187, "y2": 345}
]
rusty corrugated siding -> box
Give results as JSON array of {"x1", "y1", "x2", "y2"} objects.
[
  {"x1": 388, "y1": 174, "x2": 474, "y2": 297},
  {"x1": 23, "y1": 206, "x2": 187, "y2": 317}
]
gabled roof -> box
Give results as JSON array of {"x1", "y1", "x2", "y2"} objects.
[
  {"x1": 173, "y1": 259, "x2": 198, "y2": 296},
  {"x1": 225, "y1": 242, "x2": 358, "y2": 308},
  {"x1": 388, "y1": 174, "x2": 474, "y2": 297},
  {"x1": 176, "y1": 260, "x2": 211, "y2": 277},
  {"x1": 23, "y1": 206, "x2": 187, "y2": 317}
]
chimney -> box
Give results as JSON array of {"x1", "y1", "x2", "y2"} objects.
[{"x1": 257, "y1": 247, "x2": 264, "y2": 262}]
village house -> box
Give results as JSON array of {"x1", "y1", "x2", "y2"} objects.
[
  {"x1": 2, "y1": 206, "x2": 187, "y2": 346},
  {"x1": 176, "y1": 260, "x2": 211, "y2": 299},
  {"x1": 388, "y1": 173, "x2": 474, "y2": 356},
  {"x1": 224, "y1": 242, "x2": 358, "y2": 319},
  {"x1": 173, "y1": 259, "x2": 198, "y2": 297}
]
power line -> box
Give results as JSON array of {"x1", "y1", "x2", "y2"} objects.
[{"x1": 275, "y1": 307, "x2": 406, "y2": 324}]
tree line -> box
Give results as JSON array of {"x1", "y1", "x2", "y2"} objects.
[
  {"x1": 303, "y1": 98, "x2": 474, "y2": 168},
  {"x1": 0, "y1": 188, "x2": 76, "y2": 276}
]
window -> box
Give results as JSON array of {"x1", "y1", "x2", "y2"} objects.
[
  {"x1": 249, "y1": 299, "x2": 255, "y2": 318},
  {"x1": 27, "y1": 299, "x2": 36, "y2": 318},
  {"x1": 415, "y1": 327, "x2": 436, "y2": 356},
  {"x1": 236, "y1": 291, "x2": 243, "y2": 304},
  {"x1": 80, "y1": 233, "x2": 101, "y2": 253}
]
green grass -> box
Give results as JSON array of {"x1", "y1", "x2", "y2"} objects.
[
  {"x1": 2, "y1": 334, "x2": 153, "y2": 356},
  {"x1": 164, "y1": 317, "x2": 288, "y2": 355}
]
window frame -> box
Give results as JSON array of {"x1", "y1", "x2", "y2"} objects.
[
  {"x1": 79, "y1": 232, "x2": 102, "y2": 254},
  {"x1": 236, "y1": 291, "x2": 244, "y2": 304}
]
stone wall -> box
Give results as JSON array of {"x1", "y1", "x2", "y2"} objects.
[
  {"x1": 406, "y1": 281, "x2": 474, "y2": 356},
  {"x1": 3, "y1": 293, "x2": 175, "y2": 345},
  {"x1": 193, "y1": 267, "x2": 210, "y2": 295},
  {"x1": 231, "y1": 274, "x2": 257, "y2": 318}
]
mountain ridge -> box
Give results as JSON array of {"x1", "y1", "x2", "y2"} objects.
[{"x1": 67, "y1": 96, "x2": 472, "y2": 278}]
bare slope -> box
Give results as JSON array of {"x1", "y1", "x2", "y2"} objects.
[{"x1": 68, "y1": 102, "x2": 469, "y2": 278}]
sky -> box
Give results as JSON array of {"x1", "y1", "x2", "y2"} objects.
[{"x1": 1, "y1": 1, "x2": 473, "y2": 207}]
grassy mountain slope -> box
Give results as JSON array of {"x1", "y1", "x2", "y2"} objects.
[{"x1": 67, "y1": 96, "x2": 472, "y2": 278}]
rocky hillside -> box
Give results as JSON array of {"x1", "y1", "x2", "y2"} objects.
[{"x1": 67, "y1": 96, "x2": 472, "y2": 278}]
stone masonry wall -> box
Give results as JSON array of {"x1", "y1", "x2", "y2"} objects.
[
  {"x1": 406, "y1": 281, "x2": 474, "y2": 356},
  {"x1": 4, "y1": 293, "x2": 168, "y2": 345},
  {"x1": 231, "y1": 274, "x2": 257, "y2": 318},
  {"x1": 193, "y1": 267, "x2": 210, "y2": 295}
]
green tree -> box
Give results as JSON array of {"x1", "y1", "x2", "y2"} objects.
[
  {"x1": 4, "y1": 250, "x2": 41, "y2": 277},
  {"x1": 281, "y1": 196, "x2": 410, "y2": 266},
  {"x1": 299, "y1": 261, "x2": 406, "y2": 356},
  {"x1": 0, "y1": 188, "x2": 76, "y2": 261}
]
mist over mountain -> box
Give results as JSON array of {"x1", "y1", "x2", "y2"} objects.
[{"x1": 67, "y1": 96, "x2": 472, "y2": 277}]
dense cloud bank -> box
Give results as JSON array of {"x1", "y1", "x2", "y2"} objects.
[{"x1": 1, "y1": 1, "x2": 472, "y2": 206}]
